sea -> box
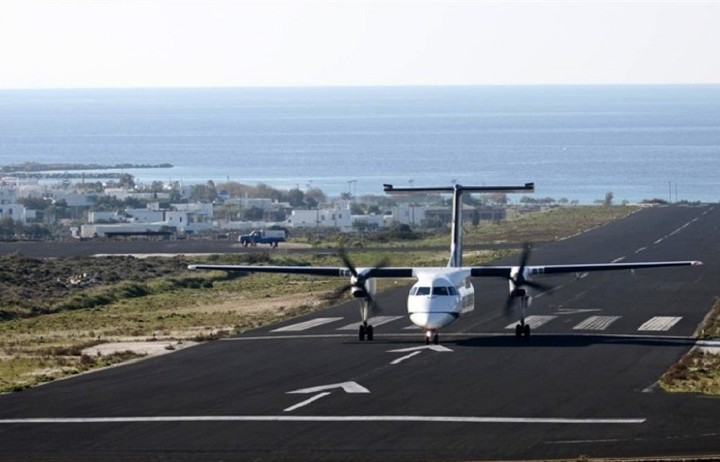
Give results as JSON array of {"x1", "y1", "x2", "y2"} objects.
[{"x1": 0, "y1": 85, "x2": 719, "y2": 204}]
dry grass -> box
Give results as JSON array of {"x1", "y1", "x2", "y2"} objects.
[{"x1": 660, "y1": 299, "x2": 720, "y2": 395}]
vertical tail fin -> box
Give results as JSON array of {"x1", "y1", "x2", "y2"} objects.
[{"x1": 384, "y1": 183, "x2": 534, "y2": 268}]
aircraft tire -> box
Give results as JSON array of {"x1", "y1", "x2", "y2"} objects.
[
  {"x1": 366, "y1": 325, "x2": 374, "y2": 341},
  {"x1": 523, "y1": 324, "x2": 531, "y2": 338},
  {"x1": 359, "y1": 325, "x2": 366, "y2": 341}
]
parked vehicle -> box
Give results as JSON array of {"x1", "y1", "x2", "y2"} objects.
[{"x1": 239, "y1": 229, "x2": 286, "y2": 248}]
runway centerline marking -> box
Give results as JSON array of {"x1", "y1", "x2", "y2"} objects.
[
  {"x1": 388, "y1": 344, "x2": 453, "y2": 365},
  {"x1": 0, "y1": 415, "x2": 647, "y2": 425}
]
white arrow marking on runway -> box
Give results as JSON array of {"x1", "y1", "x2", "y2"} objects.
[
  {"x1": 388, "y1": 345, "x2": 453, "y2": 365},
  {"x1": 284, "y1": 381, "x2": 370, "y2": 412}
]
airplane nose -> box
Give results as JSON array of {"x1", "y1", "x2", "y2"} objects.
[{"x1": 410, "y1": 312, "x2": 456, "y2": 330}]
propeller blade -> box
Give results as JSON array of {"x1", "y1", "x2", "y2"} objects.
[
  {"x1": 518, "y1": 243, "x2": 531, "y2": 274},
  {"x1": 324, "y1": 282, "x2": 352, "y2": 304},
  {"x1": 524, "y1": 280, "x2": 552, "y2": 292},
  {"x1": 338, "y1": 248, "x2": 358, "y2": 278},
  {"x1": 335, "y1": 248, "x2": 387, "y2": 314}
]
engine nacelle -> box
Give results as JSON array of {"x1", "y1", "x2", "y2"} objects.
[{"x1": 351, "y1": 287, "x2": 368, "y2": 298}]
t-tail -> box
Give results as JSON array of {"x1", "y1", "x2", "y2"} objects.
[{"x1": 384, "y1": 182, "x2": 535, "y2": 267}]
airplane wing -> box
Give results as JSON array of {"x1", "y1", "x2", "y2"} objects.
[
  {"x1": 470, "y1": 260, "x2": 702, "y2": 278},
  {"x1": 187, "y1": 264, "x2": 415, "y2": 278},
  {"x1": 190, "y1": 261, "x2": 701, "y2": 278}
]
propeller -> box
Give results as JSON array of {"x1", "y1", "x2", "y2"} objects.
[
  {"x1": 504, "y1": 243, "x2": 553, "y2": 316},
  {"x1": 328, "y1": 249, "x2": 388, "y2": 317}
]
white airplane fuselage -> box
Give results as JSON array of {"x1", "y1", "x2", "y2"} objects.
[{"x1": 407, "y1": 268, "x2": 475, "y2": 331}]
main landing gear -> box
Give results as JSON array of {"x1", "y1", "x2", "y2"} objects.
[
  {"x1": 515, "y1": 322, "x2": 531, "y2": 338},
  {"x1": 425, "y1": 330, "x2": 439, "y2": 345},
  {"x1": 359, "y1": 321, "x2": 374, "y2": 341},
  {"x1": 514, "y1": 295, "x2": 531, "y2": 339}
]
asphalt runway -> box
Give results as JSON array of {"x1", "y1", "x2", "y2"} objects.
[{"x1": 0, "y1": 204, "x2": 718, "y2": 461}]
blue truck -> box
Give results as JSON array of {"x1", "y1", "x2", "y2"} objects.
[{"x1": 239, "y1": 229, "x2": 287, "y2": 248}]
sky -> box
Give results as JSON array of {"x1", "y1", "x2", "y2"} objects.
[{"x1": 1, "y1": 1, "x2": 719, "y2": 89}]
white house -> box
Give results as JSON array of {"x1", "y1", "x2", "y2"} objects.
[
  {"x1": 125, "y1": 208, "x2": 164, "y2": 223},
  {"x1": 0, "y1": 188, "x2": 17, "y2": 204},
  {"x1": 389, "y1": 204, "x2": 430, "y2": 227},
  {"x1": 0, "y1": 204, "x2": 29, "y2": 223},
  {"x1": 288, "y1": 207, "x2": 353, "y2": 230},
  {"x1": 88, "y1": 211, "x2": 123, "y2": 223},
  {"x1": 171, "y1": 202, "x2": 214, "y2": 217}
]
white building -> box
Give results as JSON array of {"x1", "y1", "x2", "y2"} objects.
[
  {"x1": 49, "y1": 192, "x2": 97, "y2": 207},
  {"x1": 288, "y1": 207, "x2": 353, "y2": 230},
  {"x1": 126, "y1": 208, "x2": 164, "y2": 223},
  {"x1": 88, "y1": 211, "x2": 123, "y2": 223},
  {"x1": 350, "y1": 214, "x2": 386, "y2": 230},
  {"x1": 171, "y1": 202, "x2": 214, "y2": 216},
  {"x1": 78, "y1": 223, "x2": 172, "y2": 239},
  {"x1": 389, "y1": 204, "x2": 430, "y2": 227},
  {"x1": 104, "y1": 187, "x2": 130, "y2": 200},
  {"x1": 0, "y1": 188, "x2": 18, "y2": 204},
  {"x1": 0, "y1": 204, "x2": 29, "y2": 223}
]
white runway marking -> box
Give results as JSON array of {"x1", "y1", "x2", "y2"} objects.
[
  {"x1": 638, "y1": 316, "x2": 682, "y2": 332},
  {"x1": 0, "y1": 416, "x2": 646, "y2": 425},
  {"x1": 505, "y1": 315, "x2": 557, "y2": 330},
  {"x1": 390, "y1": 351, "x2": 422, "y2": 365},
  {"x1": 337, "y1": 316, "x2": 404, "y2": 330},
  {"x1": 272, "y1": 317, "x2": 343, "y2": 332},
  {"x1": 573, "y1": 316, "x2": 621, "y2": 331},
  {"x1": 283, "y1": 392, "x2": 331, "y2": 412}
]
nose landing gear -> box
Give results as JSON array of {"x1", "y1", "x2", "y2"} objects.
[{"x1": 425, "y1": 330, "x2": 439, "y2": 345}]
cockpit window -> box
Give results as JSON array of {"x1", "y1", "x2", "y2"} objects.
[
  {"x1": 415, "y1": 287, "x2": 431, "y2": 296},
  {"x1": 432, "y1": 286, "x2": 450, "y2": 296}
]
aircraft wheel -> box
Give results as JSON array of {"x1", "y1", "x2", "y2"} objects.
[
  {"x1": 366, "y1": 325, "x2": 374, "y2": 341},
  {"x1": 359, "y1": 324, "x2": 366, "y2": 341},
  {"x1": 432, "y1": 333, "x2": 439, "y2": 345},
  {"x1": 523, "y1": 324, "x2": 531, "y2": 338},
  {"x1": 425, "y1": 335, "x2": 430, "y2": 345},
  {"x1": 515, "y1": 324, "x2": 522, "y2": 338}
]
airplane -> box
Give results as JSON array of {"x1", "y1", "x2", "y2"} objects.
[{"x1": 188, "y1": 183, "x2": 702, "y2": 344}]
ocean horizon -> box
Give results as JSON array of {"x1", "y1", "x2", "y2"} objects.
[{"x1": 1, "y1": 85, "x2": 719, "y2": 203}]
